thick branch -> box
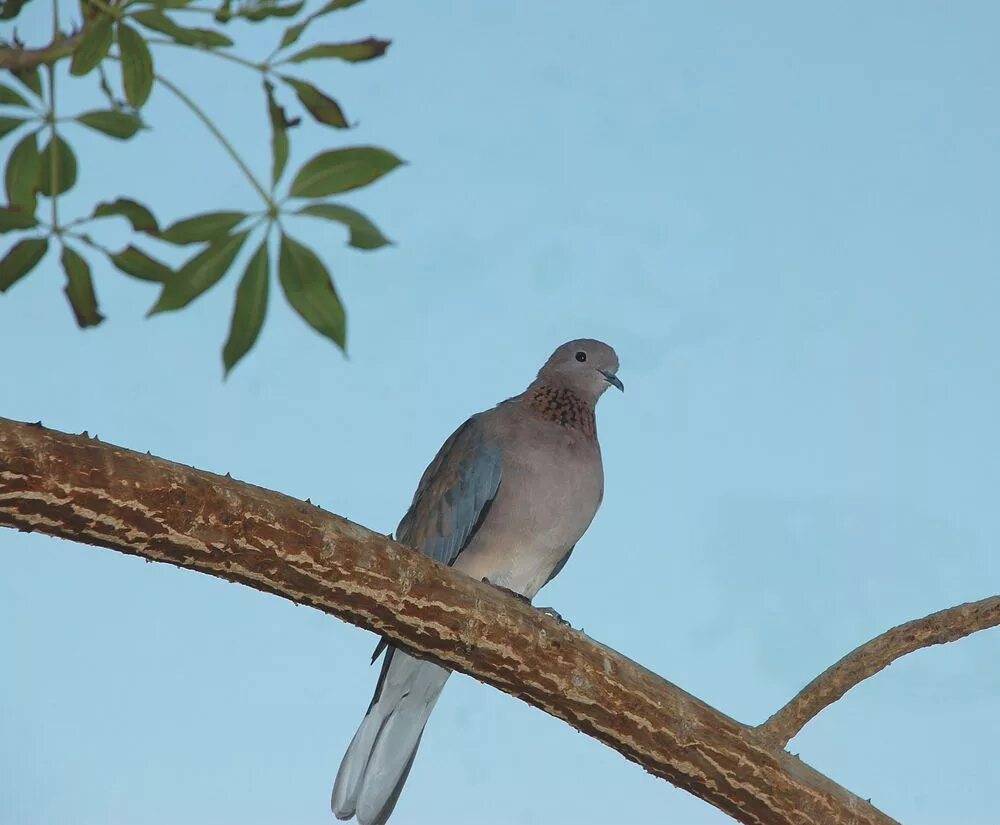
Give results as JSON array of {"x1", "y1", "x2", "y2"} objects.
[
  {"x1": 759, "y1": 596, "x2": 1000, "y2": 746},
  {"x1": 0, "y1": 31, "x2": 85, "y2": 71},
  {"x1": 0, "y1": 417, "x2": 897, "y2": 825}
]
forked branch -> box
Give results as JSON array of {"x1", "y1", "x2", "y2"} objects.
[{"x1": 759, "y1": 595, "x2": 1000, "y2": 746}]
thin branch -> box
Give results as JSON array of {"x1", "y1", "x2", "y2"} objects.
[
  {"x1": 759, "y1": 596, "x2": 1000, "y2": 747},
  {"x1": 0, "y1": 416, "x2": 901, "y2": 825},
  {"x1": 0, "y1": 30, "x2": 84, "y2": 71},
  {"x1": 151, "y1": 72, "x2": 272, "y2": 206},
  {"x1": 47, "y1": 25, "x2": 60, "y2": 235},
  {"x1": 145, "y1": 37, "x2": 266, "y2": 73}
]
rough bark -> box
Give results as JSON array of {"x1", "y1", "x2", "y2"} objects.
[
  {"x1": 5, "y1": 414, "x2": 978, "y2": 825},
  {"x1": 0, "y1": 31, "x2": 85, "y2": 71},
  {"x1": 759, "y1": 596, "x2": 1000, "y2": 746}
]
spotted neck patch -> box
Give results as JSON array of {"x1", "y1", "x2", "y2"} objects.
[{"x1": 528, "y1": 385, "x2": 596, "y2": 438}]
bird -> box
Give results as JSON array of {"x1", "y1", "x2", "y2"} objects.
[{"x1": 331, "y1": 339, "x2": 623, "y2": 825}]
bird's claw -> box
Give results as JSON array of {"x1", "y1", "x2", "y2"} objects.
[
  {"x1": 481, "y1": 579, "x2": 569, "y2": 625},
  {"x1": 536, "y1": 606, "x2": 570, "y2": 625},
  {"x1": 481, "y1": 578, "x2": 531, "y2": 604}
]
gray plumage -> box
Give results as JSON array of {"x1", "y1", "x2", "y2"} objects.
[{"x1": 332, "y1": 339, "x2": 622, "y2": 825}]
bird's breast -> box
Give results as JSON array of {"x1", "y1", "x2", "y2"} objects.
[{"x1": 453, "y1": 427, "x2": 603, "y2": 599}]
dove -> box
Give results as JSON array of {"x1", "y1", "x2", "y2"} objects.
[{"x1": 332, "y1": 339, "x2": 622, "y2": 825}]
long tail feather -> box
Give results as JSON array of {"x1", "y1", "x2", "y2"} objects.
[{"x1": 332, "y1": 649, "x2": 450, "y2": 825}]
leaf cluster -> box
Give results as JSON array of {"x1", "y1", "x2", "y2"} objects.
[{"x1": 0, "y1": 0, "x2": 400, "y2": 374}]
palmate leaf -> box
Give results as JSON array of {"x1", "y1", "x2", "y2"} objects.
[
  {"x1": 38, "y1": 135, "x2": 78, "y2": 197},
  {"x1": 93, "y1": 198, "x2": 159, "y2": 233},
  {"x1": 76, "y1": 110, "x2": 144, "y2": 140},
  {"x1": 130, "y1": 10, "x2": 233, "y2": 48},
  {"x1": 0, "y1": 0, "x2": 30, "y2": 21},
  {"x1": 277, "y1": 0, "x2": 365, "y2": 51},
  {"x1": 264, "y1": 81, "x2": 292, "y2": 185},
  {"x1": 222, "y1": 239, "x2": 269, "y2": 375},
  {"x1": 0, "y1": 206, "x2": 37, "y2": 233},
  {"x1": 281, "y1": 77, "x2": 348, "y2": 129},
  {"x1": 61, "y1": 245, "x2": 104, "y2": 328},
  {"x1": 11, "y1": 67, "x2": 41, "y2": 97},
  {"x1": 0, "y1": 117, "x2": 27, "y2": 140},
  {"x1": 70, "y1": 13, "x2": 114, "y2": 77},
  {"x1": 227, "y1": 0, "x2": 303, "y2": 23},
  {"x1": 4, "y1": 130, "x2": 40, "y2": 211},
  {"x1": 0, "y1": 83, "x2": 30, "y2": 107},
  {"x1": 110, "y1": 245, "x2": 173, "y2": 282},
  {"x1": 159, "y1": 211, "x2": 247, "y2": 244},
  {"x1": 149, "y1": 230, "x2": 250, "y2": 314},
  {"x1": 286, "y1": 37, "x2": 390, "y2": 64},
  {"x1": 289, "y1": 146, "x2": 403, "y2": 198},
  {"x1": 0, "y1": 237, "x2": 47, "y2": 291},
  {"x1": 117, "y1": 22, "x2": 154, "y2": 108},
  {"x1": 278, "y1": 232, "x2": 345, "y2": 349},
  {"x1": 296, "y1": 203, "x2": 390, "y2": 250}
]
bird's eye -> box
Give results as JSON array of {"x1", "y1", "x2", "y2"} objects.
[{"x1": 575, "y1": 351, "x2": 587, "y2": 362}]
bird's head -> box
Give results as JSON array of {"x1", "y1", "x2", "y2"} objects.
[{"x1": 535, "y1": 339, "x2": 623, "y2": 403}]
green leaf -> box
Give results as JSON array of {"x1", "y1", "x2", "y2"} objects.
[
  {"x1": 159, "y1": 211, "x2": 247, "y2": 244},
  {"x1": 223, "y1": 240, "x2": 269, "y2": 374},
  {"x1": 4, "y1": 130, "x2": 39, "y2": 211},
  {"x1": 314, "y1": 0, "x2": 364, "y2": 10},
  {"x1": 130, "y1": 10, "x2": 233, "y2": 48},
  {"x1": 93, "y1": 198, "x2": 159, "y2": 233},
  {"x1": 264, "y1": 81, "x2": 290, "y2": 185},
  {"x1": 70, "y1": 13, "x2": 114, "y2": 76},
  {"x1": 0, "y1": 236, "x2": 47, "y2": 291},
  {"x1": 296, "y1": 203, "x2": 390, "y2": 250},
  {"x1": 76, "y1": 109, "x2": 144, "y2": 140},
  {"x1": 11, "y1": 67, "x2": 41, "y2": 97},
  {"x1": 0, "y1": 116, "x2": 25, "y2": 140},
  {"x1": 277, "y1": 0, "x2": 364, "y2": 50},
  {"x1": 281, "y1": 76, "x2": 347, "y2": 129},
  {"x1": 38, "y1": 135, "x2": 78, "y2": 196},
  {"x1": 110, "y1": 245, "x2": 173, "y2": 282},
  {"x1": 278, "y1": 232, "x2": 345, "y2": 349},
  {"x1": 61, "y1": 245, "x2": 104, "y2": 328},
  {"x1": 117, "y1": 22, "x2": 154, "y2": 108},
  {"x1": 0, "y1": 206, "x2": 36, "y2": 233},
  {"x1": 0, "y1": 0, "x2": 30, "y2": 21},
  {"x1": 289, "y1": 146, "x2": 403, "y2": 198},
  {"x1": 149, "y1": 230, "x2": 249, "y2": 314},
  {"x1": 239, "y1": 0, "x2": 303, "y2": 21},
  {"x1": 286, "y1": 37, "x2": 390, "y2": 64},
  {"x1": 278, "y1": 20, "x2": 307, "y2": 50},
  {"x1": 0, "y1": 83, "x2": 30, "y2": 107}
]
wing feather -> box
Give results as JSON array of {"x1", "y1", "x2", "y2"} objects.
[
  {"x1": 371, "y1": 414, "x2": 503, "y2": 664},
  {"x1": 395, "y1": 414, "x2": 503, "y2": 566}
]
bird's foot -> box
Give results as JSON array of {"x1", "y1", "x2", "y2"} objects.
[
  {"x1": 481, "y1": 580, "x2": 570, "y2": 625},
  {"x1": 536, "y1": 606, "x2": 570, "y2": 626},
  {"x1": 481, "y1": 578, "x2": 531, "y2": 604}
]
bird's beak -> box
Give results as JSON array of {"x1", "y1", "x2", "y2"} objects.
[{"x1": 600, "y1": 370, "x2": 624, "y2": 392}]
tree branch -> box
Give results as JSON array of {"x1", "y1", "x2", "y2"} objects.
[
  {"x1": 759, "y1": 596, "x2": 1000, "y2": 747},
  {"x1": 0, "y1": 31, "x2": 85, "y2": 71},
  {"x1": 0, "y1": 416, "x2": 901, "y2": 825}
]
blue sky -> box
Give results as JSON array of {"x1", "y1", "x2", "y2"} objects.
[{"x1": 3, "y1": 2, "x2": 1000, "y2": 823}]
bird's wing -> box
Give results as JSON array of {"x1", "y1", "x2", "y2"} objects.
[
  {"x1": 370, "y1": 414, "x2": 503, "y2": 663},
  {"x1": 395, "y1": 413, "x2": 503, "y2": 567}
]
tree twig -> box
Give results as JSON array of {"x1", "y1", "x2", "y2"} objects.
[
  {"x1": 152, "y1": 71, "x2": 272, "y2": 206},
  {"x1": 0, "y1": 31, "x2": 84, "y2": 71},
  {"x1": 0, "y1": 416, "x2": 906, "y2": 825},
  {"x1": 759, "y1": 596, "x2": 1000, "y2": 746}
]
